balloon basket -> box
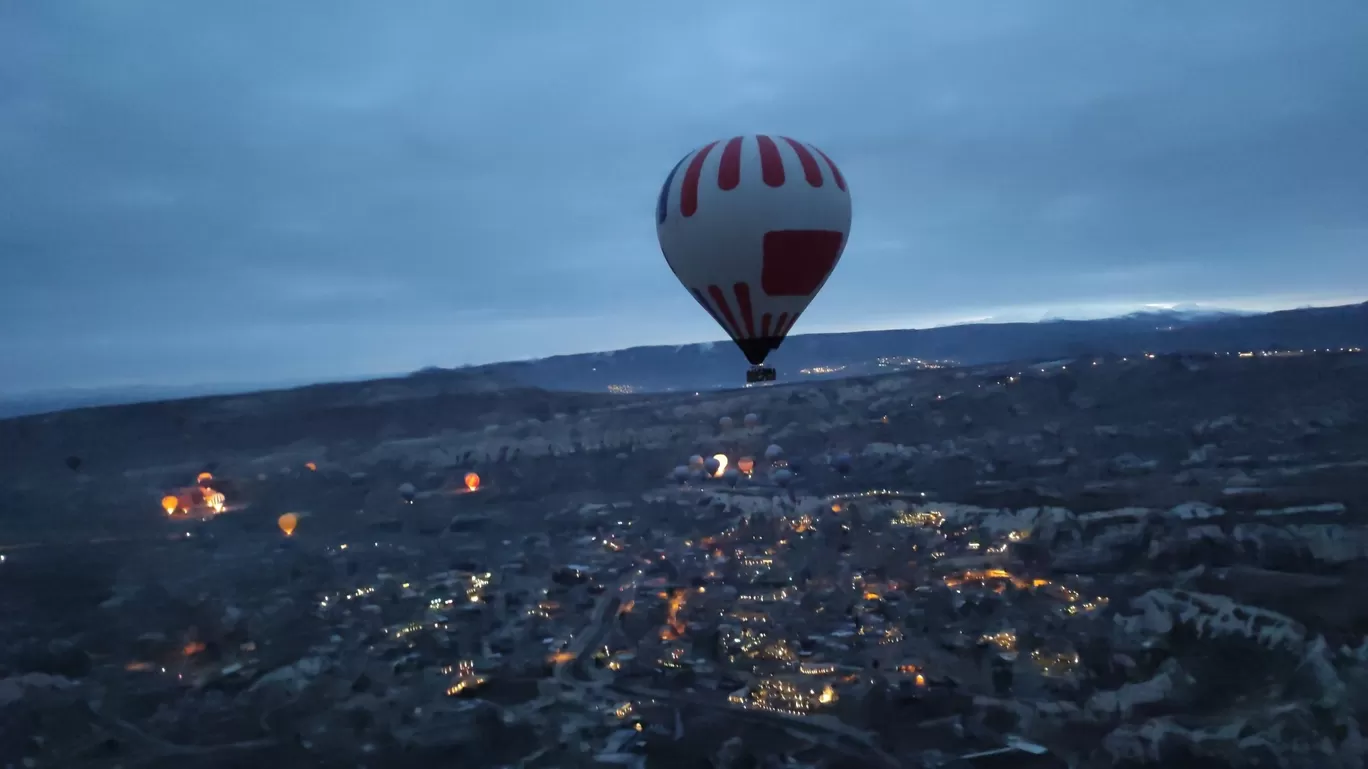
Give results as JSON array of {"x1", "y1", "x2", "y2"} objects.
[{"x1": 746, "y1": 366, "x2": 776, "y2": 384}]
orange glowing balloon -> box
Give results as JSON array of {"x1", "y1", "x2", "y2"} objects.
[
  {"x1": 196, "y1": 472, "x2": 213, "y2": 485},
  {"x1": 161, "y1": 495, "x2": 178, "y2": 514},
  {"x1": 305, "y1": 462, "x2": 317, "y2": 472},
  {"x1": 737, "y1": 457, "x2": 755, "y2": 475},
  {"x1": 278, "y1": 513, "x2": 298, "y2": 536},
  {"x1": 464, "y1": 472, "x2": 481, "y2": 492}
]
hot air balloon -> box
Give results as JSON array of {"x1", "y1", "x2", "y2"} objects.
[
  {"x1": 737, "y1": 457, "x2": 755, "y2": 476},
  {"x1": 743, "y1": 413, "x2": 760, "y2": 428},
  {"x1": 656, "y1": 135, "x2": 852, "y2": 383},
  {"x1": 718, "y1": 416, "x2": 734, "y2": 431},
  {"x1": 703, "y1": 456, "x2": 721, "y2": 477},
  {"x1": 671, "y1": 465, "x2": 691, "y2": 483},
  {"x1": 65, "y1": 456, "x2": 82, "y2": 473},
  {"x1": 764, "y1": 444, "x2": 784, "y2": 462},
  {"x1": 278, "y1": 513, "x2": 298, "y2": 536},
  {"x1": 712, "y1": 454, "x2": 729, "y2": 477},
  {"x1": 688, "y1": 455, "x2": 705, "y2": 470},
  {"x1": 398, "y1": 483, "x2": 416, "y2": 503},
  {"x1": 197, "y1": 472, "x2": 213, "y2": 486},
  {"x1": 161, "y1": 495, "x2": 179, "y2": 515},
  {"x1": 773, "y1": 468, "x2": 794, "y2": 487},
  {"x1": 305, "y1": 462, "x2": 317, "y2": 472},
  {"x1": 464, "y1": 472, "x2": 481, "y2": 492},
  {"x1": 723, "y1": 467, "x2": 741, "y2": 487}
]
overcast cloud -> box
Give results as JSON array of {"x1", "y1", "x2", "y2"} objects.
[{"x1": 1, "y1": 1, "x2": 1365, "y2": 393}]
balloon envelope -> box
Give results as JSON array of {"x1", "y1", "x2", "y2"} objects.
[
  {"x1": 278, "y1": 513, "x2": 298, "y2": 536},
  {"x1": 671, "y1": 465, "x2": 691, "y2": 482},
  {"x1": 161, "y1": 495, "x2": 178, "y2": 514},
  {"x1": 764, "y1": 444, "x2": 784, "y2": 461},
  {"x1": 398, "y1": 482, "x2": 416, "y2": 502},
  {"x1": 65, "y1": 456, "x2": 82, "y2": 472},
  {"x1": 719, "y1": 416, "x2": 734, "y2": 430},
  {"x1": 688, "y1": 455, "x2": 705, "y2": 469},
  {"x1": 464, "y1": 472, "x2": 481, "y2": 492},
  {"x1": 737, "y1": 457, "x2": 755, "y2": 475},
  {"x1": 743, "y1": 413, "x2": 760, "y2": 428},
  {"x1": 656, "y1": 135, "x2": 852, "y2": 366},
  {"x1": 703, "y1": 457, "x2": 721, "y2": 476}
]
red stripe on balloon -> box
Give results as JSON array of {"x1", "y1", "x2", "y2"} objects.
[
  {"x1": 781, "y1": 137, "x2": 823, "y2": 187},
  {"x1": 756, "y1": 135, "x2": 785, "y2": 187},
  {"x1": 733, "y1": 282, "x2": 756, "y2": 338},
  {"x1": 717, "y1": 137, "x2": 743, "y2": 191},
  {"x1": 812, "y1": 146, "x2": 846, "y2": 191},
  {"x1": 708, "y1": 284, "x2": 745, "y2": 340},
  {"x1": 690, "y1": 287, "x2": 730, "y2": 337},
  {"x1": 681, "y1": 141, "x2": 719, "y2": 217}
]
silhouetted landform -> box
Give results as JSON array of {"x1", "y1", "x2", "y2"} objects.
[
  {"x1": 484, "y1": 302, "x2": 1368, "y2": 393},
  {"x1": 1, "y1": 302, "x2": 1363, "y2": 418}
]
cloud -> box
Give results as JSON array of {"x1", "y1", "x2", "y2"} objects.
[{"x1": 1, "y1": 0, "x2": 1365, "y2": 392}]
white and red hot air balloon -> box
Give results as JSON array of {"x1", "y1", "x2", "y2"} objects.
[{"x1": 656, "y1": 135, "x2": 852, "y2": 383}]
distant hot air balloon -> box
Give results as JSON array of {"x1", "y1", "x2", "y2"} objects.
[
  {"x1": 723, "y1": 467, "x2": 741, "y2": 487},
  {"x1": 656, "y1": 135, "x2": 852, "y2": 383},
  {"x1": 398, "y1": 483, "x2": 416, "y2": 503},
  {"x1": 161, "y1": 495, "x2": 178, "y2": 515},
  {"x1": 278, "y1": 513, "x2": 298, "y2": 536},
  {"x1": 764, "y1": 444, "x2": 784, "y2": 462},
  {"x1": 743, "y1": 413, "x2": 760, "y2": 428},
  {"x1": 671, "y1": 465, "x2": 691, "y2": 483},
  {"x1": 773, "y1": 468, "x2": 794, "y2": 487},
  {"x1": 305, "y1": 462, "x2": 317, "y2": 472},
  {"x1": 197, "y1": 472, "x2": 213, "y2": 486},
  {"x1": 688, "y1": 455, "x2": 705, "y2": 470},
  {"x1": 464, "y1": 472, "x2": 481, "y2": 492},
  {"x1": 737, "y1": 457, "x2": 755, "y2": 476},
  {"x1": 64, "y1": 455, "x2": 83, "y2": 473},
  {"x1": 703, "y1": 457, "x2": 721, "y2": 477},
  {"x1": 718, "y1": 416, "x2": 734, "y2": 431},
  {"x1": 712, "y1": 454, "x2": 729, "y2": 478}
]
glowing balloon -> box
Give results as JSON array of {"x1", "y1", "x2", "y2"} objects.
[
  {"x1": 277, "y1": 513, "x2": 298, "y2": 536},
  {"x1": 656, "y1": 135, "x2": 852, "y2": 370},
  {"x1": 464, "y1": 472, "x2": 481, "y2": 492},
  {"x1": 711, "y1": 454, "x2": 729, "y2": 478},
  {"x1": 737, "y1": 457, "x2": 755, "y2": 475},
  {"x1": 161, "y1": 495, "x2": 178, "y2": 515},
  {"x1": 305, "y1": 462, "x2": 317, "y2": 472},
  {"x1": 196, "y1": 472, "x2": 213, "y2": 485}
]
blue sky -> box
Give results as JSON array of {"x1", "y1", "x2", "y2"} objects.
[{"x1": 2, "y1": 1, "x2": 1365, "y2": 393}]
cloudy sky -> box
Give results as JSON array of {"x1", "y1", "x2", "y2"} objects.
[{"x1": 2, "y1": 1, "x2": 1365, "y2": 394}]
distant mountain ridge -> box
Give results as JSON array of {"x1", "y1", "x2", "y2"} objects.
[
  {"x1": 482, "y1": 302, "x2": 1367, "y2": 393},
  {"x1": 2, "y1": 302, "x2": 1364, "y2": 418}
]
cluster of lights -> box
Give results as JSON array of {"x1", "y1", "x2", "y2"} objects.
[
  {"x1": 892, "y1": 510, "x2": 945, "y2": 528},
  {"x1": 389, "y1": 620, "x2": 446, "y2": 638},
  {"x1": 799, "y1": 365, "x2": 846, "y2": 375},
  {"x1": 738, "y1": 586, "x2": 794, "y2": 604},
  {"x1": 730, "y1": 678, "x2": 837, "y2": 716},
  {"x1": 980, "y1": 630, "x2": 1017, "y2": 652},
  {"x1": 606, "y1": 384, "x2": 636, "y2": 394},
  {"x1": 799, "y1": 661, "x2": 837, "y2": 675},
  {"x1": 1032, "y1": 649, "x2": 1081, "y2": 677}
]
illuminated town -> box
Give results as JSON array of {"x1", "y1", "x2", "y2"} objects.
[{"x1": 1, "y1": 346, "x2": 1366, "y2": 768}]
